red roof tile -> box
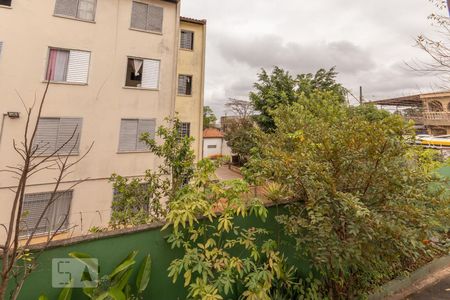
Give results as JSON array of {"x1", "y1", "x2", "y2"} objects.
[{"x1": 203, "y1": 128, "x2": 224, "y2": 138}]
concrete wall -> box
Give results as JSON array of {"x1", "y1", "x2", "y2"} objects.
[
  {"x1": 175, "y1": 19, "x2": 206, "y2": 160},
  {"x1": 0, "y1": 0, "x2": 182, "y2": 239}
]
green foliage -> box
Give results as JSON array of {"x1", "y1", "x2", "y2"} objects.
[
  {"x1": 55, "y1": 251, "x2": 152, "y2": 300},
  {"x1": 109, "y1": 172, "x2": 169, "y2": 229},
  {"x1": 164, "y1": 159, "x2": 297, "y2": 300},
  {"x1": 203, "y1": 106, "x2": 217, "y2": 129},
  {"x1": 110, "y1": 117, "x2": 195, "y2": 227},
  {"x1": 245, "y1": 91, "x2": 450, "y2": 298},
  {"x1": 250, "y1": 67, "x2": 346, "y2": 132},
  {"x1": 223, "y1": 117, "x2": 258, "y2": 165}
]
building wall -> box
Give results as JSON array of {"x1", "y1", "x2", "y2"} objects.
[
  {"x1": 175, "y1": 19, "x2": 206, "y2": 160},
  {"x1": 203, "y1": 138, "x2": 223, "y2": 157},
  {"x1": 0, "y1": 0, "x2": 182, "y2": 239}
]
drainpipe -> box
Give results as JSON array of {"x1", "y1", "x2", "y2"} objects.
[{"x1": 0, "y1": 113, "x2": 7, "y2": 147}]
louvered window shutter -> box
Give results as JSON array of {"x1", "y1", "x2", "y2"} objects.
[
  {"x1": 77, "y1": 0, "x2": 97, "y2": 21},
  {"x1": 50, "y1": 191, "x2": 72, "y2": 232},
  {"x1": 119, "y1": 119, "x2": 139, "y2": 152},
  {"x1": 141, "y1": 59, "x2": 160, "y2": 89},
  {"x1": 54, "y1": 0, "x2": 78, "y2": 17},
  {"x1": 147, "y1": 5, "x2": 163, "y2": 33},
  {"x1": 131, "y1": 1, "x2": 148, "y2": 30},
  {"x1": 66, "y1": 50, "x2": 90, "y2": 84},
  {"x1": 56, "y1": 118, "x2": 82, "y2": 155},
  {"x1": 21, "y1": 192, "x2": 72, "y2": 236},
  {"x1": 136, "y1": 119, "x2": 155, "y2": 151},
  {"x1": 33, "y1": 118, "x2": 60, "y2": 155}
]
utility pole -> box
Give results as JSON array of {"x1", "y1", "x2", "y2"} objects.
[{"x1": 359, "y1": 86, "x2": 363, "y2": 105}]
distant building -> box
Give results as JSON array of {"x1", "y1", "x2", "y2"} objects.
[
  {"x1": 372, "y1": 92, "x2": 450, "y2": 135},
  {"x1": 202, "y1": 128, "x2": 232, "y2": 158}
]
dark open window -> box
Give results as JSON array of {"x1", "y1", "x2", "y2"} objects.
[
  {"x1": 125, "y1": 58, "x2": 143, "y2": 87},
  {"x1": 0, "y1": 0, "x2": 12, "y2": 7}
]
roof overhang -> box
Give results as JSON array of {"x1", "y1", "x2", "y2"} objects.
[
  {"x1": 369, "y1": 95, "x2": 423, "y2": 107},
  {"x1": 181, "y1": 16, "x2": 207, "y2": 25}
]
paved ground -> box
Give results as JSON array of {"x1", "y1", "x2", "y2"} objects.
[
  {"x1": 215, "y1": 165, "x2": 242, "y2": 180},
  {"x1": 406, "y1": 274, "x2": 450, "y2": 300}
]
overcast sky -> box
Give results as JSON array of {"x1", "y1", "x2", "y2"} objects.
[{"x1": 181, "y1": 0, "x2": 444, "y2": 116}]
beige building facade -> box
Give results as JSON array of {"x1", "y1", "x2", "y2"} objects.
[
  {"x1": 373, "y1": 92, "x2": 450, "y2": 135},
  {"x1": 0, "y1": 0, "x2": 205, "y2": 241},
  {"x1": 176, "y1": 17, "x2": 206, "y2": 159}
]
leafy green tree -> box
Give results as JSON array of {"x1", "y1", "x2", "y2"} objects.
[
  {"x1": 223, "y1": 99, "x2": 259, "y2": 165},
  {"x1": 245, "y1": 91, "x2": 449, "y2": 298},
  {"x1": 250, "y1": 67, "x2": 346, "y2": 132},
  {"x1": 203, "y1": 106, "x2": 217, "y2": 129}
]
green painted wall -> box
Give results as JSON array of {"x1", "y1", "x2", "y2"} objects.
[{"x1": 16, "y1": 205, "x2": 300, "y2": 300}]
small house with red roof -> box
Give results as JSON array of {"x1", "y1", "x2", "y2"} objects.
[{"x1": 203, "y1": 128, "x2": 232, "y2": 158}]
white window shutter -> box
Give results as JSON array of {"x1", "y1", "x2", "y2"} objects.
[
  {"x1": 67, "y1": 50, "x2": 91, "y2": 84},
  {"x1": 136, "y1": 119, "x2": 155, "y2": 151},
  {"x1": 21, "y1": 191, "x2": 72, "y2": 236},
  {"x1": 56, "y1": 118, "x2": 82, "y2": 155},
  {"x1": 33, "y1": 118, "x2": 60, "y2": 155},
  {"x1": 141, "y1": 59, "x2": 160, "y2": 89},
  {"x1": 119, "y1": 119, "x2": 138, "y2": 152}
]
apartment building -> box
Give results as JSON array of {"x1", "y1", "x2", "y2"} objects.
[{"x1": 0, "y1": 0, "x2": 205, "y2": 241}]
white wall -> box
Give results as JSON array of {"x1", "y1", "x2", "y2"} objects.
[{"x1": 203, "y1": 138, "x2": 223, "y2": 157}]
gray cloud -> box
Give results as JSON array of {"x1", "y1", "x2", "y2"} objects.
[
  {"x1": 218, "y1": 35, "x2": 376, "y2": 75},
  {"x1": 181, "y1": 0, "x2": 443, "y2": 116}
]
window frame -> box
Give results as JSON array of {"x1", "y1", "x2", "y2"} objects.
[
  {"x1": 129, "y1": 1, "x2": 164, "y2": 35},
  {"x1": 0, "y1": 0, "x2": 12, "y2": 8},
  {"x1": 124, "y1": 56, "x2": 161, "y2": 90},
  {"x1": 180, "y1": 30, "x2": 194, "y2": 51},
  {"x1": 117, "y1": 118, "x2": 156, "y2": 153},
  {"x1": 33, "y1": 117, "x2": 83, "y2": 156},
  {"x1": 44, "y1": 47, "x2": 91, "y2": 85},
  {"x1": 179, "y1": 122, "x2": 191, "y2": 138},
  {"x1": 53, "y1": 0, "x2": 98, "y2": 23},
  {"x1": 20, "y1": 190, "x2": 73, "y2": 237},
  {"x1": 178, "y1": 74, "x2": 193, "y2": 96}
]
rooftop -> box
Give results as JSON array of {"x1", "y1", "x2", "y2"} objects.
[
  {"x1": 203, "y1": 128, "x2": 224, "y2": 138},
  {"x1": 370, "y1": 91, "x2": 450, "y2": 107},
  {"x1": 181, "y1": 16, "x2": 207, "y2": 25}
]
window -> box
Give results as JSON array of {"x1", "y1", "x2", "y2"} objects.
[
  {"x1": 118, "y1": 119, "x2": 156, "y2": 152},
  {"x1": 207, "y1": 145, "x2": 217, "y2": 149},
  {"x1": 45, "y1": 48, "x2": 91, "y2": 84},
  {"x1": 20, "y1": 191, "x2": 72, "y2": 236},
  {"x1": 0, "y1": 0, "x2": 11, "y2": 7},
  {"x1": 125, "y1": 58, "x2": 160, "y2": 89},
  {"x1": 54, "y1": 0, "x2": 97, "y2": 22},
  {"x1": 180, "y1": 30, "x2": 194, "y2": 50},
  {"x1": 179, "y1": 122, "x2": 191, "y2": 137},
  {"x1": 178, "y1": 75, "x2": 192, "y2": 96},
  {"x1": 33, "y1": 118, "x2": 83, "y2": 155},
  {"x1": 0, "y1": 41, "x2": 3, "y2": 57},
  {"x1": 130, "y1": 1, "x2": 163, "y2": 33}
]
